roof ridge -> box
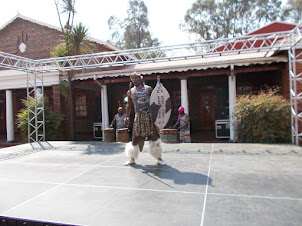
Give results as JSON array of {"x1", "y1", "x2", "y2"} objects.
[
  {"x1": 245, "y1": 20, "x2": 298, "y2": 36},
  {"x1": 0, "y1": 13, "x2": 62, "y2": 32},
  {"x1": 0, "y1": 14, "x2": 121, "y2": 51}
]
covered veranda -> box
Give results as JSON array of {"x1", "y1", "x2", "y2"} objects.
[{"x1": 0, "y1": 22, "x2": 301, "y2": 145}]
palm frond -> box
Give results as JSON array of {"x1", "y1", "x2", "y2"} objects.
[{"x1": 64, "y1": 22, "x2": 94, "y2": 55}]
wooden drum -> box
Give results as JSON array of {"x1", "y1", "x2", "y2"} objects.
[
  {"x1": 117, "y1": 128, "x2": 129, "y2": 142},
  {"x1": 104, "y1": 128, "x2": 115, "y2": 142},
  {"x1": 160, "y1": 129, "x2": 178, "y2": 143}
]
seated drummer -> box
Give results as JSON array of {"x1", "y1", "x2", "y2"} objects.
[{"x1": 110, "y1": 107, "x2": 126, "y2": 141}]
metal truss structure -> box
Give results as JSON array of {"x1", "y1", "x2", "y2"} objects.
[
  {"x1": 33, "y1": 30, "x2": 294, "y2": 72},
  {"x1": 26, "y1": 69, "x2": 45, "y2": 143},
  {"x1": 0, "y1": 52, "x2": 35, "y2": 72},
  {"x1": 0, "y1": 22, "x2": 301, "y2": 144},
  {"x1": 0, "y1": 30, "x2": 296, "y2": 72},
  {"x1": 288, "y1": 23, "x2": 302, "y2": 145}
]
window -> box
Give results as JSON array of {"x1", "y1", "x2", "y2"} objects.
[{"x1": 75, "y1": 94, "x2": 87, "y2": 118}]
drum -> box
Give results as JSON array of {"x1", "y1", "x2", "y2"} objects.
[
  {"x1": 117, "y1": 128, "x2": 129, "y2": 142},
  {"x1": 160, "y1": 129, "x2": 178, "y2": 143},
  {"x1": 104, "y1": 128, "x2": 115, "y2": 142}
]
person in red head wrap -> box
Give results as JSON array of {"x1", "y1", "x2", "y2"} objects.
[{"x1": 173, "y1": 107, "x2": 191, "y2": 143}]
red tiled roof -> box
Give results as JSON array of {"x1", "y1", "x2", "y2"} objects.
[{"x1": 247, "y1": 21, "x2": 297, "y2": 35}]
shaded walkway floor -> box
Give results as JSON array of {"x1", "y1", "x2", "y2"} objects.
[
  {"x1": 0, "y1": 141, "x2": 301, "y2": 225},
  {"x1": 0, "y1": 134, "x2": 25, "y2": 148}
]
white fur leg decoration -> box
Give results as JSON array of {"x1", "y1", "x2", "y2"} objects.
[
  {"x1": 125, "y1": 142, "x2": 139, "y2": 159},
  {"x1": 149, "y1": 139, "x2": 163, "y2": 160}
]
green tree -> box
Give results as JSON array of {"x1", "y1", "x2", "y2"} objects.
[
  {"x1": 108, "y1": 16, "x2": 124, "y2": 49},
  {"x1": 17, "y1": 97, "x2": 64, "y2": 141},
  {"x1": 234, "y1": 88, "x2": 291, "y2": 143},
  {"x1": 53, "y1": 0, "x2": 93, "y2": 140},
  {"x1": 64, "y1": 22, "x2": 93, "y2": 55},
  {"x1": 180, "y1": 0, "x2": 285, "y2": 41},
  {"x1": 50, "y1": 43, "x2": 68, "y2": 58},
  {"x1": 108, "y1": 0, "x2": 160, "y2": 49},
  {"x1": 255, "y1": 0, "x2": 284, "y2": 24},
  {"x1": 283, "y1": 0, "x2": 302, "y2": 23}
]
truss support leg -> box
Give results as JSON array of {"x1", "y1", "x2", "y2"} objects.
[
  {"x1": 288, "y1": 26, "x2": 302, "y2": 145},
  {"x1": 26, "y1": 67, "x2": 45, "y2": 143}
]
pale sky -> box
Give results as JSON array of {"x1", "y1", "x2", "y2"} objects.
[{"x1": 0, "y1": 0, "x2": 289, "y2": 47}]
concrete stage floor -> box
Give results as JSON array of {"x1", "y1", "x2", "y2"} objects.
[{"x1": 0, "y1": 141, "x2": 301, "y2": 226}]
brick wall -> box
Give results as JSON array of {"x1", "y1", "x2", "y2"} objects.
[
  {"x1": 52, "y1": 85, "x2": 61, "y2": 113},
  {"x1": 295, "y1": 50, "x2": 302, "y2": 94},
  {"x1": 0, "y1": 18, "x2": 63, "y2": 59},
  {"x1": 281, "y1": 63, "x2": 289, "y2": 100},
  {"x1": 0, "y1": 17, "x2": 115, "y2": 60}
]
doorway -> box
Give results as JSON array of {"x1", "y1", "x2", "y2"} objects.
[{"x1": 200, "y1": 90, "x2": 215, "y2": 130}]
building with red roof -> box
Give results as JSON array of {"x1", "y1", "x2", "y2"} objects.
[{"x1": 0, "y1": 16, "x2": 300, "y2": 143}]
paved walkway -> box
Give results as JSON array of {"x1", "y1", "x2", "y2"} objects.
[{"x1": 0, "y1": 141, "x2": 301, "y2": 226}]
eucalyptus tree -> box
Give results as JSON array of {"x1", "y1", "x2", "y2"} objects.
[
  {"x1": 108, "y1": 0, "x2": 160, "y2": 49},
  {"x1": 283, "y1": 0, "x2": 302, "y2": 23},
  {"x1": 255, "y1": 0, "x2": 284, "y2": 24},
  {"x1": 180, "y1": 0, "x2": 285, "y2": 41}
]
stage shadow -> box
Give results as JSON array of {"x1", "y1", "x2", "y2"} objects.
[
  {"x1": 141, "y1": 165, "x2": 213, "y2": 187},
  {"x1": 81, "y1": 142, "x2": 125, "y2": 156}
]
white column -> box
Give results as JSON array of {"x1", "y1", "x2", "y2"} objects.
[
  {"x1": 5, "y1": 90, "x2": 14, "y2": 142},
  {"x1": 228, "y1": 64, "x2": 236, "y2": 141},
  {"x1": 180, "y1": 78, "x2": 189, "y2": 114},
  {"x1": 101, "y1": 84, "x2": 109, "y2": 141}
]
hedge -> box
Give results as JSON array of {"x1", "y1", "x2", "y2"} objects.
[
  {"x1": 17, "y1": 97, "x2": 64, "y2": 141},
  {"x1": 233, "y1": 88, "x2": 291, "y2": 143}
]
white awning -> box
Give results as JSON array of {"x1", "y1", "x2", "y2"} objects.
[{"x1": 73, "y1": 52, "x2": 288, "y2": 81}]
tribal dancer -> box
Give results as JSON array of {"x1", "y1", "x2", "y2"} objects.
[{"x1": 124, "y1": 72, "x2": 166, "y2": 166}]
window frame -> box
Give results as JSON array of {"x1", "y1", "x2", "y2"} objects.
[{"x1": 74, "y1": 93, "x2": 88, "y2": 119}]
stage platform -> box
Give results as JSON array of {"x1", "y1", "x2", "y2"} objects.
[{"x1": 0, "y1": 141, "x2": 301, "y2": 226}]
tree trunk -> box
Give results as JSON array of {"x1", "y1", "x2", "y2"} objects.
[{"x1": 67, "y1": 71, "x2": 75, "y2": 140}]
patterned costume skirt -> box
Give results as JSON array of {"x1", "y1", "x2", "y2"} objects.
[
  {"x1": 134, "y1": 112, "x2": 154, "y2": 138},
  {"x1": 180, "y1": 131, "x2": 191, "y2": 143}
]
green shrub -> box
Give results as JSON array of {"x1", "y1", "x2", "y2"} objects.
[
  {"x1": 234, "y1": 88, "x2": 291, "y2": 143},
  {"x1": 17, "y1": 97, "x2": 64, "y2": 141}
]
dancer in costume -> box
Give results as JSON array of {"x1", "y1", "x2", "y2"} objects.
[
  {"x1": 124, "y1": 72, "x2": 166, "y2": 166},
  {"x1": 173, "y1": 107, "x2": 191, "y2": 143},
  {"x1": 110, "y1": 107, "x2": 126, "y2": 141}
]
